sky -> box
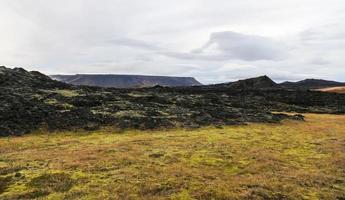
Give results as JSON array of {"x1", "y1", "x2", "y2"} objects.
[{"x1": 0, "y1": 0, "x2": 345, "y2": 84}]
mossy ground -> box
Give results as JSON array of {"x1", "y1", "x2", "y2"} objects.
[{"x1": 0, "y1": 114, "x2": 344, "y2": 199}]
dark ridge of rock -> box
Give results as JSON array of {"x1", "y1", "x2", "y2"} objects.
[
  {"x1": 227, "y1": 75, "x2": 279, "y2": 90},
  {"x1": 0, "y1": 66, "x2": 69, "y2": 89},
  {"x1": 194, "y1": 75, "x2": 279, "y2": 91},
  {"x1": 51, "y1": 74, "x2": 202, "y2": 88},
  {"x1": 0, "y1": 66, "x2": 344, "y2": 136},
  {"x1": 280, "y1": 79, "x2": 345, "y2": 89}
]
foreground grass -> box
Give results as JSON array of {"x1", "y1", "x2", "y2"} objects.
[{"x1": 0, "y1": 114, "x2": 344, "y2": 200}]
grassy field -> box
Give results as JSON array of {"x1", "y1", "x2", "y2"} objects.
[{"x1": 0, "y1": 114, "x2": 344, "y2": 200}]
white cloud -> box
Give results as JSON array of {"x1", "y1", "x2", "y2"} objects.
[
  {"x1": 0, "y1": 0, "x2": 344, "y2": 84},
  {"x1": 192, "y1": 31, "x2": 287, "y2": 61}
]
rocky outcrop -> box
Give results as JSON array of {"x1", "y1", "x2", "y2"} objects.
[
  {"x1": 0, "y1": 66, "x2": 68, "y2": 89},
  {"x1": 0, "y1": 66, "x2": 344, "y2": 136}
]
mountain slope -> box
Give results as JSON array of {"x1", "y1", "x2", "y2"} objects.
[
  {"x1": 51, "y1": 74, "x2": 202, "y2": 88},
  {"x1": 280, "y1": 79, "x2": 345, "y2": 89}
]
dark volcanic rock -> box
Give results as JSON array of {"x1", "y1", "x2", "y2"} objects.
[
  {"x1": 0, "y1": 91, "x2": 52, "y2": 136},
  {"x1": 0, "y1": 66, "x2": 68, "y2": 89},
  {"x1": 0, "y1": 66, "x2": 344, "y2": 136}
]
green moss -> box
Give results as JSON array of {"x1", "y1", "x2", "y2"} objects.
[
  {"x1": 283, "y1": 144, "x2": 329, "y2": 166},
  {"x1": 4, "y1": 190, "x2": 50, "y2": 200},
  {"x1": 127, "y1": 93, "x2": 151, "y2": 98},
  {"x1": 44, "y1": 98, "x2": 59, "y2": 105},
  {"x1": 41, "y1": 89, "x2": 80, "y2": 97},
  {"x1": 28, "y1": 173, "x2": 75, "y2": 193},
  {"x1": 57, "y1": 90, "x2": 79, "y2": 97},
  {"x1": 31, "y1": 94, "x2": 43, "y2": 99},
  {"x1": 61, "y1": 103, "x2": 74, "y2": 109},
  {"x1": 0, "y1": 166, "x2": 24, "y2": 176},
  {"x1": 189, "y1": 153, "x2": 225, "y2": 167},
  {"x1": 44, "y1": 99, "x2": 74, "y2": 110},
  {"x1": 171, "y1": 190, "x2": 194, "y2": 200},
  {"x1": 0, "y1": 176, "x2": 12, "y2": 194},
  {"x1": 114, "y1": 110, "x2": 146, "y2": 118},
  {"x1": 225, "y1": 165, "x2": 241, "y2": 175},
  {"x1": 195, "y1": 188, "x2": 237, "y2": 200},
  {"x1": 0, "y1": 114, "x2": 344, "y2": 199},
  {"x1": 91, "y1": 110, "x2": 113, "y2": 116}
]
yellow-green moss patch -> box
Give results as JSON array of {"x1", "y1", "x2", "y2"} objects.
[{"x1": 0, "y1": 114, "x2": 344, "y2": 199}]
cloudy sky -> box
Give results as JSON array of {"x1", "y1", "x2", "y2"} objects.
[{"x1": 0, "y1": 0, "x2": 345, "y2": 83}]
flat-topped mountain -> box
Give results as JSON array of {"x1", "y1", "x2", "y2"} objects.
[
  {"x1": 51, "y1": 74, "x2": 202, "y2": 88},
  {"x1": 280, "y1": 79, "x2": 345, "y2": 89}
]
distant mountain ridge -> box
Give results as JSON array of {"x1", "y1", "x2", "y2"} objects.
[
  {"x1": 51, "y1": 74, "x2": 202, "y2": 88},
  {"x1": 193, "y1": 76, "x2": 345, "y2": 92},
  {"x1": 280, "y1": 79, "x2": 345, "y2": 89}
]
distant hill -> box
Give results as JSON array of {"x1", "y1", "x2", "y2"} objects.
[
  {"x1": 226, "y1": 75, "x2": 278, "y2": 90},
  {"x1": 203, "y1": 75, "x2": 279, "y2": 90},
  {"x1": 51, "y1": 74, "x2": 202, "y2": 88},
  {"x1": 280, "y1": 79, "x2": 345, "y2": 89}
]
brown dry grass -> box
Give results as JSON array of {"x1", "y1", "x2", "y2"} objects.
[
  {"x1": 315, "y1": 86, "x2": 345, "y2": 93},
  {"x1": 0, "y1": 114, "x2": 344, "y2": 199}
]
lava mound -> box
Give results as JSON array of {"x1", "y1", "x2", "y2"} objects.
[{"x1": 227, "y1": 75, "x2": 279, "y2": 90}]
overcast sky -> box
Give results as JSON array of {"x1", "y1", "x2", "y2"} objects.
[{"x1": 0, "y1": 0, "x2": 345, "y2": 83}]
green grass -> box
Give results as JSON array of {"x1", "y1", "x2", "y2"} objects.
[
  {"x1": 40, "y1": 89, "x2": 80, "y2": 97},
  {"x1": 0, "y1": 114, "x2": 344, "y2": 199}
]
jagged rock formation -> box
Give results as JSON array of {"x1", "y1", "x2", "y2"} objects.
[
  {"x1": 51, "y1": 74, "x2": 202, "y2": 88},
  {"x1": 1, "y1": 66, "x2": 344, "y2": 136},
  {"x1": 280, "y1": 79, "x2": 345, "y2": 89}
]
